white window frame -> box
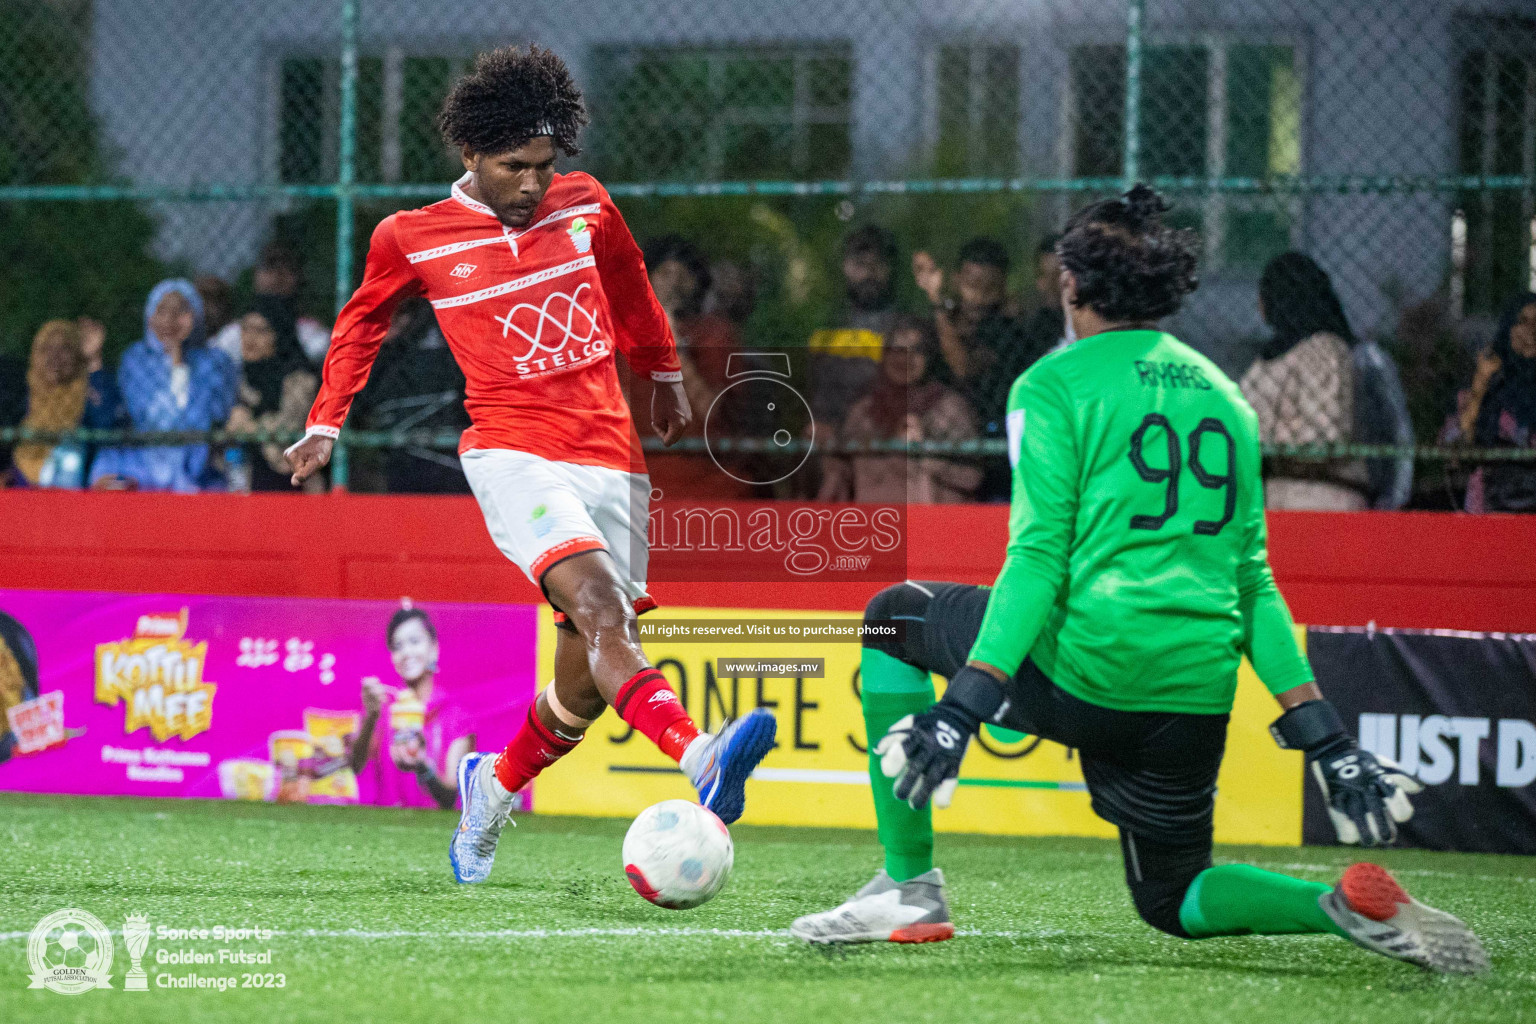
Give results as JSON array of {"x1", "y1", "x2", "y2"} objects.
[
  {"x1": 270, "y1": 45, "x2": 479, "y2": 186},
  {"x1": 1452, "y1": 38, "x2": 1536, "y2": 315},
  {"x1": 1058, "y1": 29, "x2": 1309, "y2": 274},
  {"x1": 595, "y1": 44, "x2": 853, "y2": 181},
  {"x1": 920, "y1": 39, "x2": 1024, "y2": 176}
]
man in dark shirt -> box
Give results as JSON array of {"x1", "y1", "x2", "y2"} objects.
[
  {"x1": 1018, "y1": 233, "x2": 1066, "y2": 359},
  {"x1": 915, "y1": 238, "x2": 1058, "y2": 500},
  {"x1": 808, "y1": 226, "x2": 900, "y2": 432},
  {"x1": 352, "y1": 297, "x2": 472, "y2": 494},
  {"x1": 913, "y1": 238, "x2": 1019, "y2": 430}
]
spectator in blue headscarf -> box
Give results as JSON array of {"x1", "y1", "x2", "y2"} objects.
[{"x1": 89, "y1": 279, "x2": 237, "y2": 492}]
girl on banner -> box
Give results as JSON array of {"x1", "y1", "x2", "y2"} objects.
[{"x1": 347, "y1": 606, "x2": 477, "y2": 809}]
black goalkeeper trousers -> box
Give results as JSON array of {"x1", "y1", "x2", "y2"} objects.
[{"x1": 864, "y1": 580, "x2": 1230, "y2": 938}]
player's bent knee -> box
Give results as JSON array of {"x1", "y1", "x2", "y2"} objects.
[
  {"x1": 1120, "y1": 829, "x2": 1211, "y2": 939},
  {"x1": 561, "y1": 577, "x2": 635, "y2": 637},
  {"x1": 1127, "y1": 874, "x2": 1198, "y2": 938},
  {"x1": 862, "y1": 583, "x2": 926, "y2": 660},
  {"x1": 572, "y1": 591, "x2": 634, "y2": 636}
]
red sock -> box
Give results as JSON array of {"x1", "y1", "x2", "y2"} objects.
[
  {"x1": 493, "y1": 704, "x2": 581, "y2": 794},
  {"x1": 613, "y1": 668, "x2": 698, "y2": 763}
]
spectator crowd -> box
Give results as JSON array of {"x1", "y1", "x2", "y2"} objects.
[{"x1": 3, "y1": 226, "x2": 1535, "y2": 514}]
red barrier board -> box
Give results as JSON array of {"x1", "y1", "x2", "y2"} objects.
[{"x1": 1, "y1": 491, "x2": 1534, "y2": 632}]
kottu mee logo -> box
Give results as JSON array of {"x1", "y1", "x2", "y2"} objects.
[
  {"x1": 495, "y1": 282, "x2": 609, "y2": 375},
  {"x1": 26, "y1": 908, "x2": 115, "y2": 995},
  {"x1": 94, "y1": 608, "x2": 217, "y2": 742}
]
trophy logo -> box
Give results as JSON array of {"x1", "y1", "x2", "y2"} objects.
[
  {"x1": 123, "y1": 913, "x2": 151, "y2": 991},
  {"x1": 26, "y1": 908, "x2": 115, "y2": 995}
]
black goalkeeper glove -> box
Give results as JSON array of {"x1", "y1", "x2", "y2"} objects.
[
  {"x1": 876, "y1": 665, "x2": 1005, "y2": 810},
  {"x1": 1272, "y1": 699, "x2": 1422, "y2": 847}
]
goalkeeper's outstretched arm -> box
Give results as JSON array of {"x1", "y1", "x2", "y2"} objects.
[
  {"x1": 879, "y1": 373, "x2": 1079, "y2": 811},
  {"x1": 1238, "y1": 457, "x2": 1422, "y2": 846}
]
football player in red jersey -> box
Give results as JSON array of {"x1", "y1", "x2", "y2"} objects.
[{"x1": 287, "y1": 47, "x2": 775, "y2": 883}]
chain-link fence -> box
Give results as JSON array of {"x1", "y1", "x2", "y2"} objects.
[{"x1": 1, "y1": 0, "x2": 1534, "y2": 506}]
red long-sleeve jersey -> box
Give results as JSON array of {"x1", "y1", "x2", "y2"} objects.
[{"x1": 304, "y1": 171, "x2": 682, "y2": 472}]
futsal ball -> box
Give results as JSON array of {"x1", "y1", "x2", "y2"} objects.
[{"x1": 622, "y1": 799, "x2": 734, "y2": 909}]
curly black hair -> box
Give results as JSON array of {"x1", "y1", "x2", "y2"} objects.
[
  {"x1": 438, "y1": 45, "x2": 590, "y2": 158},
  {"x1": 1056, "y1": 184, "x2": 1199, "y2": 322}
]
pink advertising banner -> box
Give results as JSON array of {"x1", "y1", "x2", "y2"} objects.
[{"x1": 0, "y1": 590, "x2": 538, "y2": 810}]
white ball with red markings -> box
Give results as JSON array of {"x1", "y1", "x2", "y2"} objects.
[{"x1": 622, "y1": 799, "x2": 734, "y2": 909}]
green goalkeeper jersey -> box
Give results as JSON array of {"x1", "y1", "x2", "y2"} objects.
[{"x1": 967, "y1": 328, "x2": 1314, "y2": 714}]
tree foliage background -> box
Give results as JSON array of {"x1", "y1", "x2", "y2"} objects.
[{"x1": 0, "y1": 0, "x2": 166, "y2": 361}]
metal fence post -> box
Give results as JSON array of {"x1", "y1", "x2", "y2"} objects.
[
  {"x1": 332, "y1": 0, "x2": 360, "y2": 492},
  {"x1": 1124, "y1": 0, "x2": 1144, "y2": 189}
]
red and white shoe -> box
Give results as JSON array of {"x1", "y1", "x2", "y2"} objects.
[
  {"x1": 789, "y1": 868, "x2": 955, "y2": 945},
  {"x1": 1320, "y1": 863, "x2": 1489, "y2": 975}
]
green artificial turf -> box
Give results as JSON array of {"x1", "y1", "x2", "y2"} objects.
[{"x1": 1, "y1": 792, "x2": 1532, "y2": 1023}]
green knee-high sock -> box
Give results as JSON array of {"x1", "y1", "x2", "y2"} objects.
[
  {"x1": 1179, "y1": 865, "x2": 1348, "y2": 938},
  {"x1": 861, "y1": 648, "x2": 936, "y2": 882}
]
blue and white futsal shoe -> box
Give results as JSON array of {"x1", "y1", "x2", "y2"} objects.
[
  {"x1": 682, "y1": 708, "x2": 777, "y2": 825},
  {"x1": 449, "y1": 752, "x2": 516, "y2": 884}
]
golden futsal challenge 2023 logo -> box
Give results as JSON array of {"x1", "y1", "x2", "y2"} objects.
[{"x1": 94, "y1": 609, "x2": 217, "y2": 742}]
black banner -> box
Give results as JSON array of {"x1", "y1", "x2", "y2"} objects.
[{"x1": 1306, "y1": 627, "x2": 1536, "y2": 854}]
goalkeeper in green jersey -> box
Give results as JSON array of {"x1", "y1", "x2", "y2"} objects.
[{"x1": 790, "y1": 187, "x2": 1487, "y2": 975}]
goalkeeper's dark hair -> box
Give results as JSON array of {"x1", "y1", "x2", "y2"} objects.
[
  {"x1": 438, "y1": 45, "x2": 589, "y2": 158},
  {"x1": 1057, "y1": 184, "x2": 1199, "y2": 322}
]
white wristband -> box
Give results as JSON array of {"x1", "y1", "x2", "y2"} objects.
[{"x1": 283, "y1": 424, "x2": 340, "y2": 458}]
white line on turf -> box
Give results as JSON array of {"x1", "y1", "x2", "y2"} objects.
[
  {"x1": 0, "y1": 926, "x2": 1062, "y2": 942},
  {"x1": 295, "y1": 927, "x2": 786, "y2": 939}
]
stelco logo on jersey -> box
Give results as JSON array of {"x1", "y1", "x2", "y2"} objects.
[
  {"x1": 496, "y1": 281, "x2": 610, "y2": 379},
  {"x1": 95, "y1": 608, "x2": 217, "y2": 742}
]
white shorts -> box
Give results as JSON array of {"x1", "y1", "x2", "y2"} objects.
[{"x1": 460, "y1": 448, "x2": 654, "y2": 620}]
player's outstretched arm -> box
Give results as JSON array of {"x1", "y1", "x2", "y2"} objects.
[
  {"x1": 968, "y1": 373, "x2": 1079, "y2": 676},
  {"x1": 1234, "y1": 422, "x2": 1421, "y2": 846},
  {"x1": 285, "y1": 215, "x2": 421, "y2": 487},
  {"x1": 880, "y1": 372, "x2": 1078, "y2": 811},
  {"x1": 591, "y1": 182, "x2": 685, "y2": 433},
  {"x1": 1240, "y1": 556, "x2": 1422, "y2": 849}
]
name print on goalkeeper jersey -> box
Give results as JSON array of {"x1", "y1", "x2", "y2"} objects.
[
  {"x1": 970, "y1": 329, "x2": 1315, "y2": 716},
  {"x1": 305, "y1": 171, "x2": 682, "y2": 473}
]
